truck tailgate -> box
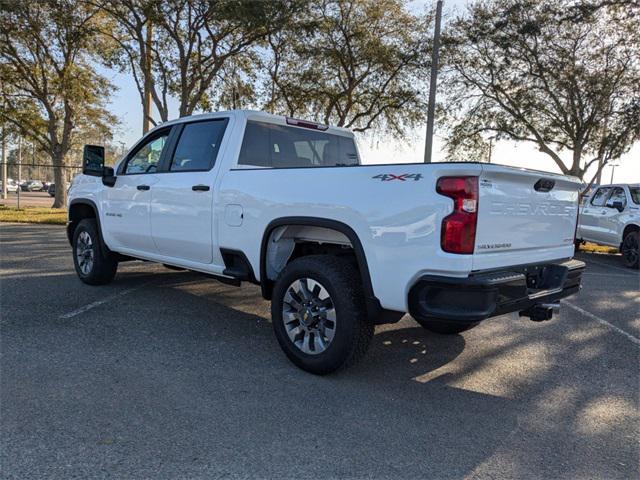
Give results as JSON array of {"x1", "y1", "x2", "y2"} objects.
[{"x1": 473, "y1": 165, "x2": 580, "y2": 271}]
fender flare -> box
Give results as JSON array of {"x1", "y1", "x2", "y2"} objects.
[
  {"x1": 259, "y1": 216, "x2": 398, "y2": 323},
  {"x1": 67, "y1": 199, "x2": 108, "y2": 254}
]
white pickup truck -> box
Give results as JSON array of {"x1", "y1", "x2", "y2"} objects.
[
  {"x1": 577, "y1": 184, "x2": 640, "y2": 269},
  {"x1": 68, "y1": 110, "x2": 585, "y2": 374}
]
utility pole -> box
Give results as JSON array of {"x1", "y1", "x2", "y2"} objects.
[
  {"x1": 142, "y1": 21, "x2": 153, "y2": 134},
  {"x1": 1, "y1": 123, "x2": 6, "y2": 200},
  {"x1": 17, "y1": 136, "x2": 22, "y2": 209},
  {"x1": 595, "y1": 116, "x2": 610, "y2": 185},
  {"x1": 424, "y1": 0, "x2": 443, "y2": 163}
]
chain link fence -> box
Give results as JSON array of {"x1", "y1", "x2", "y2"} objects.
[{"x1": 0, "y1": 163, "x2": 82, "y2": 207}]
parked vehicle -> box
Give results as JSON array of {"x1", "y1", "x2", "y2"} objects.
[
  {"x1": 577, "y1": 183, "x2": 640, "y2": 269},
  {"x1": 67, "y1": 110, "x2": 585, "y2": 374},
  {"x1": 0, "y1": 179, "x2": 19, "y2": 193},
  {"x1": 47, "y1": 183, "x2": 70, "y2": 197},
  {"x1": 20, "y1": 180, "x2": 44, "y2": 192}
]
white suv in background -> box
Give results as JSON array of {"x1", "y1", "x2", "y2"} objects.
[
  {"x1": 0, "y1": 179, "x2": 19, "y2": 193},
  {"x1": 577, "y1": 183, "x2": 640, "y2": 269}
]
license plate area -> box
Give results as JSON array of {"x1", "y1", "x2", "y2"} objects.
[{"x1": 522, "y1": 264, "x2": 568, "y2": 293}]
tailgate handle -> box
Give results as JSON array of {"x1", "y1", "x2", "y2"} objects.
[{"x1": 534, "y1": 178, "x2": 555, "y2": 192}]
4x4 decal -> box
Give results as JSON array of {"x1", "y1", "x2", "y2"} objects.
[{"x1": 372, "y1": 173, "x2": 423, "y2": 182}]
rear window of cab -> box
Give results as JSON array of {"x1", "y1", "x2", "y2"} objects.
[{"x1": 237, "y1": 121, "x2": 360, "y2": 169}]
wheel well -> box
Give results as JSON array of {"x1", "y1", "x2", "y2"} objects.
[
  {"x1": 263, "y1": 224, "x2": 356, "y2": 283},
  {"x1": 67, "y1": 202, "x2": 97, "y2": 244},
  {"x1": 259, "y1": 219, "x2": 374, "y2": 302},
  {"x1": 259, "y1": 219, "x2": 402, "y2": 325},
  {"x1": 622, "y1": 224, "x2": 639, "y2": 245}
]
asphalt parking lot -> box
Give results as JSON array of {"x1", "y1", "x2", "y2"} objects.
[
  {"x1": 1, "y1": 223, "x2": 638, "y2": 479},
  {"x1": 0, "y1": 191, "x2": 55, "y2": 208}
]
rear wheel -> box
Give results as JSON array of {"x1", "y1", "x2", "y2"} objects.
[
  {"x1": 271, "y1": 255, "x2": 374, "y2": 375},
  {"x1": 413, "y1": 317, "x2": 478, "y2": 335},
  {"x1": 72, "y1": 218, "x2": 118, "y2": 285},
  {"x1": 621, "y1": 231, "x2": 639, "y2": 269}
]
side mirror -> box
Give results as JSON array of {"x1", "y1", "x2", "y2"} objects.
[
  {"x1": 102, "y1": 167, "x2": 116, "y2": 187},
  {"x1": 612, "y1": 200, "x2": 624, "y2": 212},
  {"x1": 82, "y1": 145, "x2": 105, "y2": 176}
]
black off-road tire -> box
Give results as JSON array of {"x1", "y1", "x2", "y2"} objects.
[
  {"x1": 72, "y1": 218, "x2": 118, "y2": 285},
  {"x1": 621, "y1": 231, "x2": 639, "y2": 269},
  {"x1": 413, "y1": 317, "x2": 478, "y2": 335},
  {"x1": 271, "y1": 255, "x2": 374, "y2": 375}
]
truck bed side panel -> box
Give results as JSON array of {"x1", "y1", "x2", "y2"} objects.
[{"x1": 217, "y1": 163, "x2": 483, "y2": 312}]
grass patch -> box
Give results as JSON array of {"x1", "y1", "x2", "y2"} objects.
[
  {"x1": 579, "y1": 242, "x2": 618, "y2": 254},
  {"x1": 0, "y1": 206, "x2": 67, "y2": 225}
]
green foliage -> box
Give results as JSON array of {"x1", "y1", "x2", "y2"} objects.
[
  {"x1": 441, "y1": 0, "x2": 640, "y2": 179},
  {"x1": 0, "y1": 0, "x2": 117, "y2": 206},
  {"x1": 99, "y1": 0, "x2": 303, "y2": 123},
  {"x1": 262, "y1": 0, "x2": 431, "y2": 135}
]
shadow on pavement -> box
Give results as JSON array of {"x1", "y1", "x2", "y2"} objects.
[{"x1": 1, "y1": 224, "x2": 638, "y2": 479}]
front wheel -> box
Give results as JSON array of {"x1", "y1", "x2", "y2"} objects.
[
  {"x1": 72, "y1": 218, "x2": 118, "y2": 285},
  {"x1": 621, "y1": 231, "x2": 639, "y2": 269},
  {"x1": 271, "y1": 255, "x2": 374, "y2": 375},
  {"x1": 413, "y1": 317, "x2": 478, "y2": 335}
]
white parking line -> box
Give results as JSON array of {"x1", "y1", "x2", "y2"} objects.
[
  {"x1": 59, "y1": 282, "x2": 153, "y2": 319},
  {"x1": 562, "y1": 300, "x2": 640, "y2": 347}
]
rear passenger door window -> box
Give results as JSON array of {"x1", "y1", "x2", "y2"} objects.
[{"x1": 169, "y1": 119, "x2": 229, "y2": 172}]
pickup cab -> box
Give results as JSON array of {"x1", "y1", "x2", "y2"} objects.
[
  {"x1": 67, "y1": 110, "x2": 585, "y2": 374},
  {"x1": 577, "y1": 183, "x2": 640, "y2": 269}
]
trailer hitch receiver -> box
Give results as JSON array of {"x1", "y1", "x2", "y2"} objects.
[{"x1": 519, "y1": 303, "x2": 559, "y2": 322}]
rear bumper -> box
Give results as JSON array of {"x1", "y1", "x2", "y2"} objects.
[{"x1": 408, "y1": 259, "x2": 585, "y2": 324}]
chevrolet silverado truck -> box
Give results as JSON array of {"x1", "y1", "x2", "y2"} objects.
[
  {"x1": 577, "y1": 183, "x2": 640, "y2": 269},
  {"x1": 67, "y1": 110, "x2": 585, "y2": 374}
]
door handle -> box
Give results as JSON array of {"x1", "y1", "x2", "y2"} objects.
[
  {"x1": 137, "y1": 185, "x2": 150, "y2": 191},
  {"x1": 192, "y1": 185, "x2": 210, "y2": 191}
]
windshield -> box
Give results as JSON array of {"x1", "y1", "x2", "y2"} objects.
[{"x1": 629, "y1": 187, "x2": 640, "y2": 205}]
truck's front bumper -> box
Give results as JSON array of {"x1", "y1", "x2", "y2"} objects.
[{"x1": 408, "y1": 259, "x2": 585, "y2": 324}]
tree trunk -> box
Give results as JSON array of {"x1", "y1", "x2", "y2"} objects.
[
  {"x1": 568, "y1": 148, "x2": 583, "y2": 179},
  {"x1": 51, "y1": 151, "x2": 67, "y2": 209}
]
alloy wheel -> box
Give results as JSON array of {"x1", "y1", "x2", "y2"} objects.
[
  {"x1": 282, "y1": 278, "x2": 337, "y2": 355},
  {"x1": 622, "y1": 233, "x2": 638, "y2": 267},
  {"x1": 76, "y1": 231, "x2": 94, "y2": 275}
]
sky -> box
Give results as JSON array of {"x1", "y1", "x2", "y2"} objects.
[{"x1": 100, "y1": 0, "x2": 638, "y2": 185}]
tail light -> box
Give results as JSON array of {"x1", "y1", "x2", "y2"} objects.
[{"x1": 436, "y1": 176, "x2": 478, "y2": 254}]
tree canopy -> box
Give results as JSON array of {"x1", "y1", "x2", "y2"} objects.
[
  {"x1": 0, "y1": 0, "x2": 116, "y2": 207},
  {"x1": 441, "y1": 0, "x2": 640, "y2": 180},
  {"x1": 262, "y1": 0, "x2": 431, "y2": 135},
  {"x1": 97, "y1": 0, "x2": 303, "y2": 126}
]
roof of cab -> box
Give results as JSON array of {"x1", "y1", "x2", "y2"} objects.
[{"x1": 150, "y1": 110, "x2": 354, "y2": 137}]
